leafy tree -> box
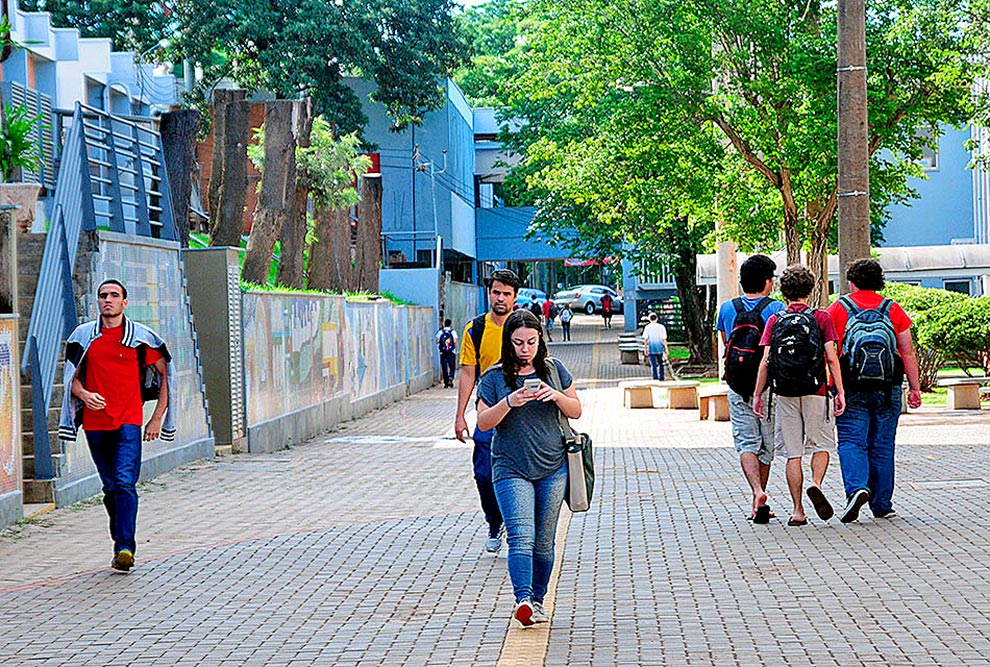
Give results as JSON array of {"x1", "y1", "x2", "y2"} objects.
[
  {"x1": 178, "y1": 0, "x2": 469, "y2": 132},
  {"x1": 497, "y1": 0, "x2": 976, "y2": 308},
  {"x1": 453, "y1": 0, "x2": 528, "y2": 106},
  {"x1": 18, "y1": 0, "x2": 172, "y2": 52}
]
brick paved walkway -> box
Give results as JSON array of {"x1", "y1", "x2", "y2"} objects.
[{"x1": 1, "y1": 316, "x2": 989, "y2": 666}]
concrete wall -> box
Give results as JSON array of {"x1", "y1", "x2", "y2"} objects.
[{"x1": 240, "y1": 292, "x2": 436, "y2": 453}]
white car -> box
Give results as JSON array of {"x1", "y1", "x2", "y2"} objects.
[
  {"x1": 553, "y1": 285, "x2": 623, "y2": 315},
  {"x1": 516, "y1": 288, "x2": 549, "y2": 309}
]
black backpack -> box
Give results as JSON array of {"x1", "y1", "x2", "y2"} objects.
[
  {"x1": 723, "y1": 297, "x2": 772, "y2": 399},
  {"x1": 768, "y1": 309, "x2": 826, "y2": 397},
  {"x1": 548, "y1": 301, "x2": 559, "y2": 319}
]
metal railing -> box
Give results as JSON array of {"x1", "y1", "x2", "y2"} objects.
[{"x1": 21, "y1": 102, "x2": 178, "y2": 479}]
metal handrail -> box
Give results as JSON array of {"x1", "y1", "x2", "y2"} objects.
[{"x1": 21, "y1": 102, "x2": 178, "y2": 480}]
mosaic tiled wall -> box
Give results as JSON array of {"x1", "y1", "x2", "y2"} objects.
[
  {"x1": 243, "y1": 292, "x2": 435, "y2": 427},
  {"x1": 58, "y1": 235, "x2": 212, "y2": 488},
  {"x1": 0, "y1": 318, "x2": 19, "y2": 501}
]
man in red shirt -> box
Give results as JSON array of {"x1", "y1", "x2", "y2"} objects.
[
  {"x1": 826, "y1": 259, "x2": 922, "y2": 523},
  {"x1": 69, "y1": 280, "x2": 170, "y2": 572}
]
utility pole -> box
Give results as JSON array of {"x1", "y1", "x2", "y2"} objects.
[{"x1": 837, "y1": 0, "x2": 871, "y2": 292}]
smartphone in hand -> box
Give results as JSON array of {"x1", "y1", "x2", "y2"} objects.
[{"x1": 523, "y1": 378, "x2": 542, "y2": 394}]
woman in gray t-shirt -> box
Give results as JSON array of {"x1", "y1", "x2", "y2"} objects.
[{"x1": 476, "y1": 309, "x2": 582, "y2": 627}]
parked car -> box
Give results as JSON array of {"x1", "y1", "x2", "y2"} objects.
[
  {"x1": 553, "y1": 284, "x2": 623, "y2": 315},
  {"x1": 516, "y1": 288, "x2": 549, "y2": 310}
]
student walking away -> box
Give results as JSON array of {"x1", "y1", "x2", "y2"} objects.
[
  {"x1": 436, "y1": 319, "x2": 459, "y2": 388},
  {"x1": 476, "y1": 309, "x2": 582, "y2": 627},
  {"x1": 752, "y1": 265, "x2": 846, "y2": 526},
  {"x1": 642, "y1": 313, "x2": 668, "y2": 381},
  {"x1": 559, "y1": 304, "x2": 573, "y2": 341},
  {"x1": 600, "y1": 292, "x2": 613, "y2": 329},
  {"x1": 716, "y1": 254, "x2": 785, "y2": 523},
  {"x1": 527, "y1": 299, "x2": 540, "y2": 319},
  {"x1": 542, "y1": 298, "x2": 556, "y2": 342},
  {"x1": 456, "y1": 269, "x2": 522, "y2": 553},
  {"x1": 826, "y1": 259, "x2": 922, "y2": 523},
  {"x1": 58, "y1": 280, "x2": 175, "y2": 572}
]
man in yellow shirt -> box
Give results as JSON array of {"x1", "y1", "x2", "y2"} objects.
[{"x1": 455, "y1": 269, "x2": 522, "y2": 553}]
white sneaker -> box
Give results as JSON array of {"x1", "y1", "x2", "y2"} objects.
[
  {"x1": 531, "y1": 601, "x2": 549, "y2": 623},
  {"x1": 485, "y1": 526, "x2": 505, "y2": 554},
  {"x1": 515, "y1": 599, "x2": 535, "y2": 627}
]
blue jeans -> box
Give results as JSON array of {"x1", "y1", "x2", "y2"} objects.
[
  {"x1": 835, "y1": 389, "x2": 902, "y2": 516},
  {"x1": 86, "y1": 425, "x2": 143, "y2": 555},
  {"x1": 493, "y1": 464, "x2": 568, "y2": 604},
  {"x1": 472, "y1": 428, "x2": 503, "y2": 532},
  {"x1": 561, "y1": 322, "x2": 571, "y2": 341},
  {"x1": 648, "y1": 354, "x2": 665, "y2": 380},
  {"x1": 440, "y1": 351, "x2": 456, "y2": 385}
]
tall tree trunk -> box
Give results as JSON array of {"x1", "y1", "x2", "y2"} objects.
[
  {"x1": 160, "y1": 109, "x2": 201, "y2": 248},
  {"x1": 668, "y1": 218, "x2": 714, "y2": 366},
  {"x1": 355, "y1": 174, "x2": 383, "y2": 292},
  {"x1": 243, "y1": 100, "x2": 296, "y2": 285},
  {"x1": 331, "y1": 207, "x2": 355, "y2": 292},
  {"x1": 277, "y1": 98, "x2": 313, "y2": 289},
  {"x1": 806, "y1": 228, "x2": 830, "y2": 306},
  {"x1": 206, "y1": 90, "x2": 228, "y2": 219},
  {"x1": 306, "y1": 206, "x2": 334, "y2": 291},
  {"x1": 211, "y1": 96, "x2": 249, "y2": 247}
]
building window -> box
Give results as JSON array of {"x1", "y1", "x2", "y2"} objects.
[
  {"x1": 918, "y1": 128, "x2": 938, "y2": 170},
  {"x1": 943, "y1": 279, "x2": 971, "y2": 295}
]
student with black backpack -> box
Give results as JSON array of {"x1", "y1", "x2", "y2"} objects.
[
  {"x1": 752, "y1": 265, "x2": 846, "y2": 527},
  {"x1": 716, "y1": 254, "x2": 785, "y2": 523},
  {"x1": 826, "y1": 259, "x2": 922, "y2": 523}
]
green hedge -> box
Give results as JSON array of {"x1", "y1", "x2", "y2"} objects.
[{"x1": 880, "y1": 283, "x2": 985, "y2": 389}]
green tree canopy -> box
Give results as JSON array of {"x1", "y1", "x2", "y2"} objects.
[
  {"x1": 178, "y1": 0, "x2": 469, "y2": 132},
  {"x1": 19, "y1": 0, "x2": 170, "y2": 52},
  {"x1": 494, "y1": 0, "x2": 977, "y2": 305}
]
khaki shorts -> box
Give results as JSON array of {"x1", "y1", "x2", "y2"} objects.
[{"x1": 773, "y1": 394, "x2": 836, "y2": 459}]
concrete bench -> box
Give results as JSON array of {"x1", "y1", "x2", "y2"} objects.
[
  {"x1": 618, "y1": 342, "x2": 642, "y2": 365},
  {"x1": 620, "y1": 380, "x2": 700, "y2": 409},
  {"x1": 698, "y1": 386, "x2": 730, "y2": 421},
  {"x1": 938, "y1": 377, "x2": 990, "y2": 410},
  {"x1": 620, "y1": 381, "x2": 658, "y2": 408}
]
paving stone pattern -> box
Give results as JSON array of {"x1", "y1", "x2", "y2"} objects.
[{"x1": 1, "y1": 316, "x2": 989, "y2": 666}]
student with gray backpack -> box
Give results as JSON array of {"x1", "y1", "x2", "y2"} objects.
[
  {"x1": 752, "y1": 265, "x2": 846, "y2": 526},
  {"x1": 827, "y1": 259, "x2": 922, "y2": 523}
]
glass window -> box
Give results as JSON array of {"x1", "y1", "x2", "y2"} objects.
[{"x1": 943, "y1": 279, "x2": 971, "y2": 295}]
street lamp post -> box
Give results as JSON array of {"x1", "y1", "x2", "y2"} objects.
[{"x1": 837, "y1": 0, "x2": 871, "y2": 292}]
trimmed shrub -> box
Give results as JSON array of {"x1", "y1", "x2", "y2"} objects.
[
  {"x1": 919, "y1": 297, "x2": 990, "y2": 377},
  {"x1": 880, "y1": 283, "x2": 968, "y2": 391}
]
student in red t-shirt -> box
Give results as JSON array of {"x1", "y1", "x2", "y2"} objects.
[
  {"x1": 68, "y1": 280, "x2": 170, "y2": 572},
  {"x1": 753, "y1": 265, "x2": 846, "y2": 526},
  {"x1": 826, "y1": 259, "x2": 922, "y2": 523}
]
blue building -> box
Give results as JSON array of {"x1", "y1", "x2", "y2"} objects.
[{"x1": 350, "y1": 79, "x2": 570, "y2": 305}]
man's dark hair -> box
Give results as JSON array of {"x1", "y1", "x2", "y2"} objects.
[
  {"x1": 98, "y1": 279, "x2": 127, "y2": 299},
  {"x1": 845, "y1": 258, "x2": 885, "y2": 291},
  {"x1": 739, "y1": 255, "x2": 777, "y2": 293},
  {"x1": 443, "y1": 318, "x2": 452, "y2": 327},
  {"x1": 648, "y1": 312, "x2": 658, "y2": 322},
  {"x1": 484, "y1": 269, "x2": 521, "y2": 293},
  {"x1": 779, "y1": 265, "x2": 815, "y2": 301}
]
